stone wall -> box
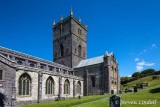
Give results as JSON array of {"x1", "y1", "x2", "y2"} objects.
[
  {"x1": 0, "y1": 54, "x2": 16, "y2": 107},
  {"x1": 16, "y1": 70, "x2": 39, "y2": 105},
  {"x1": 75, "y1": 63, "x2": 103, "y2": 96},
  {"x1": 0, "y1": 48, "x2": 83, "y2": 106}
]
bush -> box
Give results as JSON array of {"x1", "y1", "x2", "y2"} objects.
[
  {"x1": 141, "y1": 69, "x2": 155, "y2": 75},
  {"x1": 132, "y1": 72, "x2": 141, "y2": 77},
  {"x1": 152, "y1": 75, "x2": 159, "y2": 80}
]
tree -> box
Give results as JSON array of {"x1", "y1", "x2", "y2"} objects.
[
  {"x1": 121, "y1": 77, "x2": 130, "y2": 85},
  {"x1": 132, "y1": 72, "x2": 141, "y2": 77},
  {"x1": 141, "y1": 69, "x2": 155, "y2": 75}
]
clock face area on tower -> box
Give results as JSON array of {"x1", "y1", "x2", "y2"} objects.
[{"x1": 53, "y1": 14, "x2": 87, "y2": 68}]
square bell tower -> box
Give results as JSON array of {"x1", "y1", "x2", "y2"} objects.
[{"x1": 53, "y1": 9, "x2": 87, "y2": 68}]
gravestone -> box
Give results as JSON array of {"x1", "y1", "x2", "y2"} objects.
[
  {"x1": 134, "y1": 86, "x2": 138, "y2": 93},
  {"x1": 110, "y1": 95, "x2": 120, "y2": 107}
]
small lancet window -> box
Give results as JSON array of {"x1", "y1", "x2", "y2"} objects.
[
  {"x1": 0, "y1": 69, "x2": 3, "y2": 80},
  {"x1": 78, "y1": 45, "x2": 82, "y2": 57},
  {"x1": 60, "y1": 44, "x2": 64, "y2": 57},
  {"x1": 78, "y1": 29, "x2": 82, "y2": 35}
]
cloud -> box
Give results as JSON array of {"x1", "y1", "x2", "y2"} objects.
[
  {"x1": 137, "y1": 61, "x2": 155, "y2": 66},
  {"x1": 138, "y1": 44, "x2": 157, "y2": 56},
  {"x1": 135, "y1": 58, "x2": 139, "y2": 62},
  {"x1": 139, "y1": 49, "x2": 147, "y2": 55},
  {"x1": 136, "y1": 65, "x2": 143, "y2": 71},
  {"x1": 151, "y1": 44, "x2": 157, "y2": 49},
  {"x1": 136, "y1": 60, "x2": 155, "y2": 71},
  {"x1": 127, "y1": 75, "x2": 132, "y2": 77}
]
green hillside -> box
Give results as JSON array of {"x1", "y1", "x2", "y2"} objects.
[{"x1": 122, "y1": 75, "x2": 160, "y2": 91}]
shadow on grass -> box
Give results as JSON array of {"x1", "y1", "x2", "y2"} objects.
[{"x1": 149, "y1": 87, "x2": 160, "y2": 93}]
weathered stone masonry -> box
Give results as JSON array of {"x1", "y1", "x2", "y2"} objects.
[{"x1": 0, "y1": 47, "x2": 83, "y2": 107}]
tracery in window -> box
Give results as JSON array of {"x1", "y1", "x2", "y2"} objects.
[
  {"x1": 46, "y1": 76, "x2": 54, "y2": 95},
  {"x1": 19, "y1": 73, "x2": 31, "y2": 95},
  {"x1": 76, "y1": 81, "x2": 81, "y2": 94},
  {"x1": 64, "y1": 79, "x2": 70, "y2": 94}
]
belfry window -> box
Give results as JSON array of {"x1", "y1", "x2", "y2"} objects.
[
  {"x1": 78, "y1": 45, "x2": 81, "y2": 57},
  {"x1": 76, "y1": 81, "x2": 81, "y2": 94},
  {"x1": 55, "y1": 52, "x2": 58, "y2": 58},
  {"x1": 78, "y1": 29, "x2": 82, "y2": 35},
  {"x1": 64, "y1": 79, "x2": 70, "y2": 94},
  {"x1": 0, "y1": 69, "x2": 3, "y2": 80},
  {"x1": 19, "y1": 73, "x2": 31, "y2": 95},
  {"x1": 91, "y1": 76, "x2": 95, "y2": 87},
  {"x1": 60, "y1": 44, "x2": 64, "y2": 57},
  {"x1": 46, "y1": 76, "x2": 54, "y2": 95}
]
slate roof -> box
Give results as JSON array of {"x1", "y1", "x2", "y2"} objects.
[{"x1": 76, "y1": 55, "x2": 104, "y2": 68}]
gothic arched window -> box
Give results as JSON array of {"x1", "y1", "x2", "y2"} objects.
[
  {"x1": 60, "y1": 44, "x2": 64, "y2": 57},
  {"x1": 19, "y1": 73, "x2": 31, "y2": 95},
  {"x1": 78, "y1": 45, "x2": 81, "y2": 57},
  {"x1": 64, "y1": 79, "x2": 70, "y2": 94},
  {"x1": 0, "y1": 68, "x2": 3, "y2": 80},
  {"x1": 76, "y1": 81, "x2": 81, "y2": 94},
  {"x1": 46, "y1": 76, "x2": 54, "y2": 95}
]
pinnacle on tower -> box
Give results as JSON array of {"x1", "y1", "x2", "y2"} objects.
[
  {"x1": 78, "y1": 17, "x2": 81, "y2": 22},
  {"x1": 70, "y1": 7, "x2": 73, "y2": 16},
  {"x1": 85, "y1": 24, "x2": 88, "y2": 28},
  {"x1": 60, "y1": 15, "x2": 63, "y2": 21},
  {"x1": 53, "y1": 20, "x2": 56, "y2": 26},
  {"x1": 105, "y1": 50, "x2": 108, "y2": 56}
]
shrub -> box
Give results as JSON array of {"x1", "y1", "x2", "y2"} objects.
[{"x1": 152, "y1": 75, "x2": 159, "y2": 80}]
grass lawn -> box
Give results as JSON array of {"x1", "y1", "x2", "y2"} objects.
[
  {"x1": 79, "y1": 86, "x2": 160, "y2": 107},
  {"x1": 75, "y1": 100, "x2": 109, "y2": 107},
  {"x1": 20, "y1": 95, "x2": 109, "y2": 107}
]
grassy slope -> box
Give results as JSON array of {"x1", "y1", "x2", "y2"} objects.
[
  {"x1": 20, "y1": 95, "x2": 109, "y2": 107},
  {"x1": 121, "y1": 86, "x2": 160, "y2": 107},
  {"x1": 122, "y1": 75, "x2": 160, "y2": 90}
]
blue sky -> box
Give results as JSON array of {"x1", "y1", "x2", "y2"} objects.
[{"x1": 0, "y1": 0, "x2": 160, "y2": 76}]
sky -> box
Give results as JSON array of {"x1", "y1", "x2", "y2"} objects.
[{"x1": 0, "y1": 0, "x2": 160, "y2": 77}]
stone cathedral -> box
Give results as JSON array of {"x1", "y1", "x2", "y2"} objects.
[{"x1": 0, "y1": 9, "x2": 120, "y2": 107}]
